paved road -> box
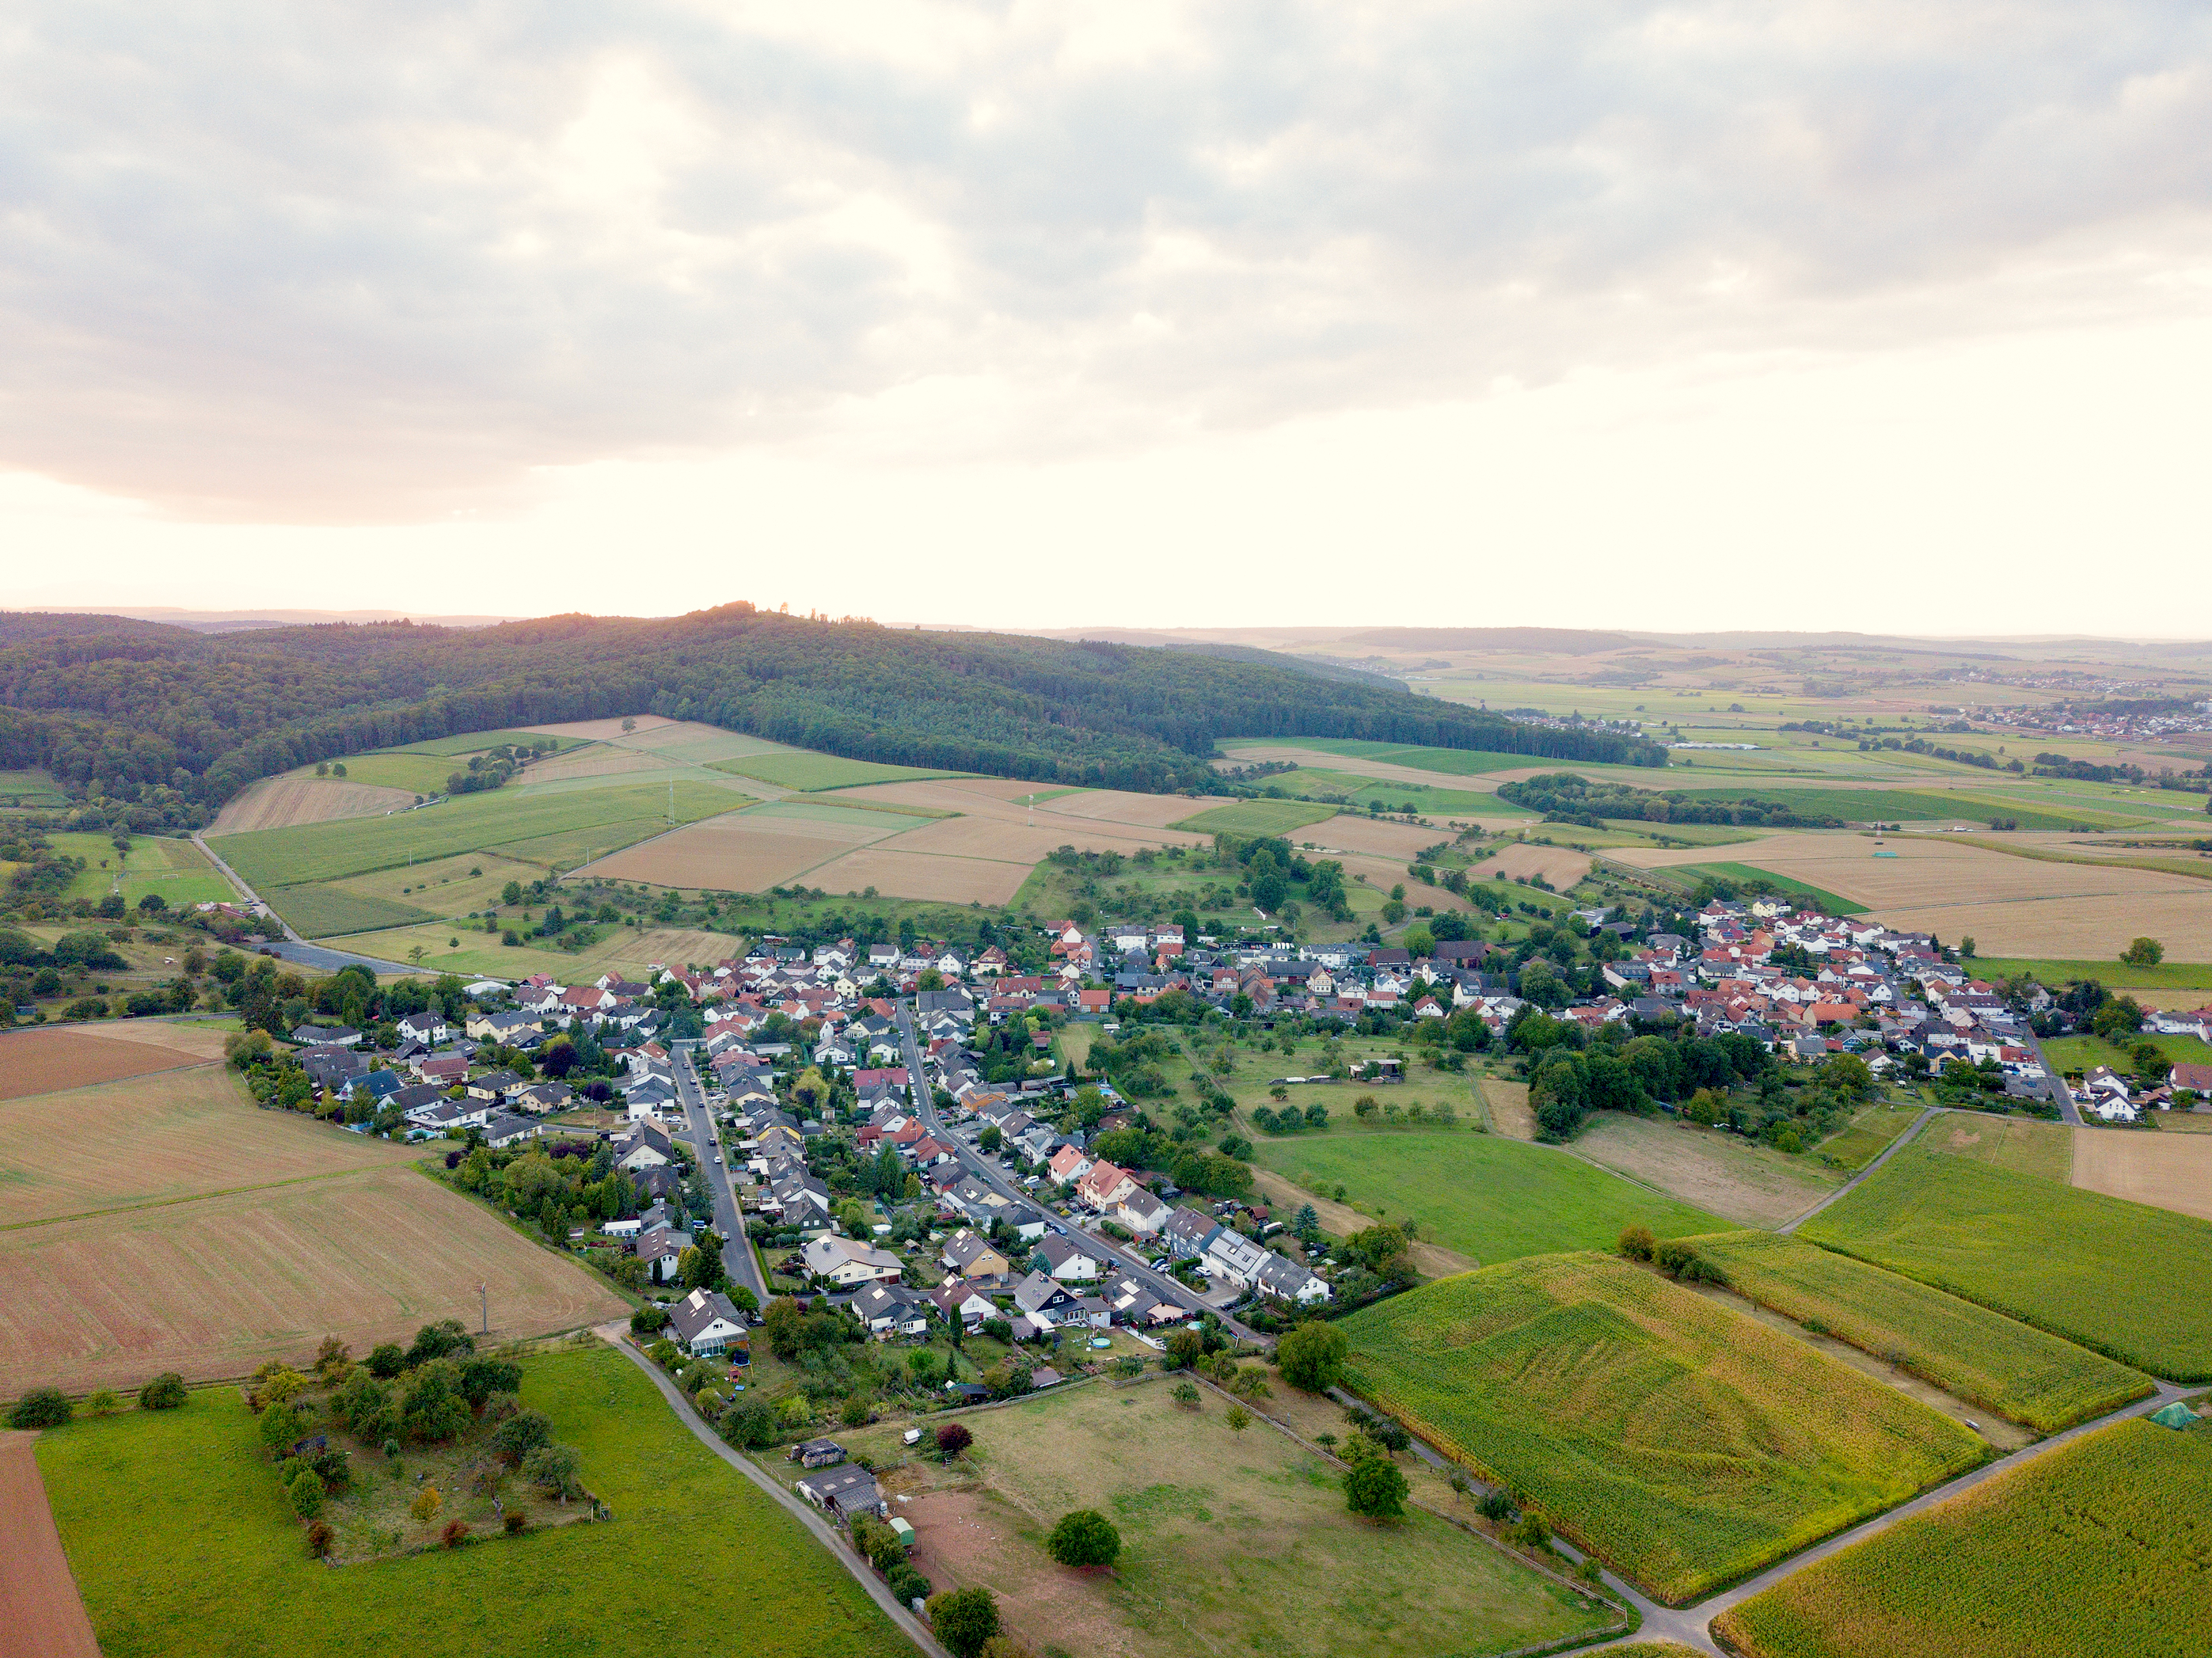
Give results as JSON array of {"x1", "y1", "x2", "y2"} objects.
[
  {"x1": 193, "y1": 831, "x2": 440, "y2": 979},
  {"x1": 1572, "y1": 1378, "x2": 2188, "y2": 1653},
  {"x1": 895, "y1": 1006, "x2": 1271, "y2": 1348},
  {"x1": 603, "y1": 1329, "x2": 948, "y2": 1657},
  {"x1": 1777, "y1": 1105, "x2": 1935, "y2": 1236},
  {"x1": 2027, "y1": 1029, "x2": 2085, "y2": 1125},
  {"x1": 671, "y1": 1040, "x2": 768, "y2": 1306}
]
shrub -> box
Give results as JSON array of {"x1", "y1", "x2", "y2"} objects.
[
  {"x1": 1344, "y1": 1456, "x2": 1409, "y2": 1519},
  {"x1": 1479, "y1": 1489, "x2": 1514, "y2": 1522},
  {"x1": 887, "y1": 1564, "x2": 932, "y2": 1605},
  {"x1": 492, "y1": 1409, "x2": 555, "y2": 1467},
  {"x1": 365, "y1": 1343, "x2": 407, "y2": 1379},
  {"x1": 139, "y1": 1370, "x2": 189, "y2": 1410},
  {"x1": 504, "y1": 1511, "x2": 527, "y2": 1534},
  {"x1": 927, "y1": 1585, "x2": 1002, "y2": 1658},
  {"x1": 288, "y1": 1469, "x2": 325, "y2": 1519},
  {"x1": 458, "y1": 1355, "x2": 522, "y2": 1405},
  {"x1": 936, "y1": 1421, "x2": 973, "y2": 1458},
  {"x1": 629, "y1": 1305, "x2": 671, "y2": 1335},
  {"x1": 10, "y1": 1387, "x2": 72, "y2": 1430},
  {"x1": 1509, "y1": 1514, "x2": 1550, "y2": 1550},
  {"x1": 1045, "y1": 1508, "x2": 1122, "y2": 1569},
  {"x1": 442, "y1": 1518, "x2": 469, "y2": 1548},
  {"x1": 305, "y1": 1520, "x2": 335, "y2": 1557},
  {"x1": 1617, "y1": 1224, "x2": 1656, "y2": 1262},
  {"x1": 410, "y1": 1487, "x2": 443, "y2": 1523},
  {"x1": 86, "y1": 1388, "x2": 121, "y2": 1417},
  {"x1": 1171, "y1": 1381, "x2": 1200, "y2": 1408}
]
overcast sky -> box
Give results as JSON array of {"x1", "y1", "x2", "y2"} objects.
[{"x1": 4, "y1": 1, "x2": 2210, "y2": 632}]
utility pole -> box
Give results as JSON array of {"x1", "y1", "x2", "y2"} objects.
[{"x1": 478, "y1": 1283, "x2": 488, "y2": 1337}]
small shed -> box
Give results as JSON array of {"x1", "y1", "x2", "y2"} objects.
[{"x1": 888, "y1": 1517, "x2": 916, "y2": 1546}]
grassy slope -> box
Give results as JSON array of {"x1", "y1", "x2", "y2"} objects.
[
  {"x1": 1714, "y1": 1415, "x2": 2212, "y2": 1658},
  {"x1": 1171, "y1": 799, "x2": 1340, "y2": 836},
  {"x1": 37, "y1": 1344, "x2": 908, "y2": 1658},
  {"x1": 1659, "y1": 861, "x2": 1868, "y2": 915},
  {"x1": 1800, "y1": 1141, "x2": 2212, "y2": 1379},
  {"x1": 1342, "y1": 1253, "x2": 1986, "y2": 1604},
  {"x1": 2043, "y1": 1031, "x2": 2212, "y2": 1074},
  {"x1": 1971, "y1": 956, "x2": 2212, "y2": 987},
  {"x1": 1689, "y1": 1230, "x2": 2152, "y2": 1432},
  {"x1": 708, "y1": 753, "x2": 964, "y2": 790},
  {"x1": 1664, "y1": 787, "x2": 2148, "y2": 831},
  {"x1": 1251, "y1": 1130, "x2": 1726, "y2": 1264}
]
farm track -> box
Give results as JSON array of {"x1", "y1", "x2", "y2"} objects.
[{"x1": 1777, "y1": 1108, "x2": 1935, "y2": 1235}]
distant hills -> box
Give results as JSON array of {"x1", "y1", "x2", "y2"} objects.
[{"x1": 0, "y1": 605, "x2": 1664, "y2": 828}]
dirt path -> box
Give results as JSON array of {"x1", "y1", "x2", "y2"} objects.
[
  {"x1": 1777, "y1": 1108, "x2": 1935, "y2": 1236},
  {"x1": 0, "y1": 1432, "x2": 101, "y2": 1658},
  {"x1": 1246, "y1": 1166, "x2": 1479, "y2": 1278}
]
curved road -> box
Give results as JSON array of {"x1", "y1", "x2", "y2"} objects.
[{"x1": 192, "y1": 831, "x2": 436, "y2": 979}]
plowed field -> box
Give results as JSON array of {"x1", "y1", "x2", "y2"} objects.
[
  {"x1": 207, "y1": 777, "x2": 417, "y2": 834},
  {"x1": 0, "y1": 1025, "x2": 225, "y2": 1101}
]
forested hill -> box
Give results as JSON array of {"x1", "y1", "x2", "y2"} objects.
[{"x1": 0, "y1": 604, "x2": 1664, "y2": 824}]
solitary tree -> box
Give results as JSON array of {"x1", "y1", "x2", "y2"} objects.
[
  {"x1": 1275, "y1": 1321, "x2": 1350, "y2": 1393},
  {"x1": 1225, "y1": 1404, "x2": 1252, "y2": 1434},
  {"x1": 1344, "y1": 1456, "x2": 1409, "y2": 1519},
  {"x1": 1045, "y1": 1508, "x2": 1122, "y2": 1570},
  {"x1": 936, "y1": 1421, "x2": 973, "y2": 1458},
  {"x1": 2122, "y1": 937, "x2": 2166, "y2": 968},
  {"x1": 926, "y1": 1587, "x2": 1002, "y2": 1658}
]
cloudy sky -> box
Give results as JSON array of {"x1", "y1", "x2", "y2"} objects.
[{"x1": 3, "y1": 1, "x2": 2209, "y2": 632}]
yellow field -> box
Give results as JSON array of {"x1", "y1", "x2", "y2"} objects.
[
  {"x1": 207, "y1": 777, "x2": 418, "y2": 834},
  {"x1": 1614, "y1": 831, "x2": 2212, "y2": 956},
  {"x1": 2070, "y1": 1129, "x2": 2212, "y2": 1223},
  {"x1": 1482, "y1": 842, "x2": 1594, "y2": 888},
  {"x1": 1573, "y1": 1113, "x2": 1840, "y2": 1228},
  {"x1": 1920, "y1": 1112, "x2": 2074, "y2": 1181}
]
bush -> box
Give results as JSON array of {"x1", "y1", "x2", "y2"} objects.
[
  {"x1": 1045, "y1": 1508, "x2": 1122, "y2": 1569},
  {"x1": 410, "y1": 1487, "x2": 443, "y2": 1523},
  {"x1": 306, "y1": 1520, "x2": 335, "y2": 1557},
  {"x1": 458, "y1": 1355, "x2": 522, "y2": 1405},
  {"x1": 887, "y1": 1564, "x2": 932, "y2": 1605},
  {"x1": 86, "y1": 1388, "x2": 121, "y2": 1417},
  {"x1": 1617, "y1": 1224, "x2": 1656, "y2": 1262},
  {"x1": 1509, "y1": 1514, "x2": 1550, "y2": 1550},
  {"x1": 287, "y1": 1469, "x2": 325, "y2": 1519},
  {"x1": 1344, "y1": 1456, "x2": 1408, "y2": 1519},
  {"x1": 504, "y1": 1511, "x2": 527, "y2": 1534},
  {"x1": 365, "y1": 1343, "x2": 407, "y2": 1379},
  {"x1": 10, "y1": 1387, "x2": 72, "y2": 1430},
  {"x1": 927, "y1": 1586, "x2": 1002, "y2": 1658},
  {"x1": 139, "y1": 1370, "x2": 189, "y2": 1410},
  {"x1": 1171, "y1": 1381, "x2": 1200, "y2": 1408},
  {"x1": 442, "y1": 1518, "x2": 469, "y2": 1548},
  {"x1": 936, "y1": 1421, "x2": 973, "y2": 1458},
  {"x1": 629, "y1": 1305, "x2": 671, "y2": 1335},
  {"x1": 1478, "y1": 1489, "x2": 1513, "y2": 1522}
]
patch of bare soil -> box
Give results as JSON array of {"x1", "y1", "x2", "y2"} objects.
[
  {"x1": 0, "y1": 1431, "x2": 101, "y2": 1658},
  {"x1": 903, "y1": 1486, "x2": 1140, "y2": 1658},
  {"x1": 0, "y1": 1026, "x2": 219, "y2": 1101},
  {"x1": 2072, "y1": 1130, "x2": 2212, "y2": 1224}
]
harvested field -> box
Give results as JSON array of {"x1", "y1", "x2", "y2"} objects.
[
  {"x1": 207, "y1": 777, "x2": 417, "y2": 835},
  {"x1": 0, "y1": 1066, "x2": 412, "y2": 1226},
  {"x1": 1714, "y1": 1415, "x2": 2212, "y2": 1658},
  {"x1": 0, "y1": 1432, "x2": 100, "y2": 1658},
  {"x1": 0, "y1": 1025, "x2": 226, "y2": 1101},
  {"x1": 1481, "y1": 842, "x2": 1594, "y2": 888},
  {"x1": 1302, "y1": 816, "x2": 1458, "y2": 858},
  {"x1": 611, "y1": 722, "x2": 786, "y2": 765},
  {"x1": 1612, "y1": 831, "x2": 2212, "y2": 958},
  {"x1": 1218, "y1": 742, "x2": 1518, "y2": 792},
  {"x1": 1574, "y1": 1114, "x2": 1839, "y2": 1229},
  {"x1": 1043, "y1": 789, "x2": 1209, "y2": 828},
  {"x1": 1922, "y1": 1112, "x2": 2073, "y2": 1181},
  {"x1": 822, "y1": 1378, "x2": 1620, "y2": 1658},
  {"x1": 0, "y1": 1167, "x2": 625, "y2": 1394},
  {"x1": 580, "y1": 804, "x2": 900, "y2": 890},
  {"x1": 884, "y1": 812, "x2": 1197, "y2": 861},
  {"x1": 521, "y1": 745, "x2": 677, "y2": 784},
  {"x1": 2072, "y1": 1129, "x2": 2212, "y2": 1223},
  {"x1": 519, "y1": 713, "x2": 679, "y2": 740},
  {"x1": 1478, "y1": 1075, "x2": 1537, "y2": 1138},
  {"x1": 1343, "y1": 1253, "x2": 1986, "y2": 1604},
  {"x1": 805, "y1": 846, "x2": 1029, "y2": 905},
  {"x1": 591, "y1": 927, "x2": 743, "y2": 975}
]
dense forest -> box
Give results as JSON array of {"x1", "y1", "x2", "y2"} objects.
[{"x1": 0, "y1": 605, "x2": 1664, "y2": 827}]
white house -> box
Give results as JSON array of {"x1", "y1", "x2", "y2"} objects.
[
  {"x1": 803, "y1": 1234, "x2": 905, "y2": 1287},
  {"x1": 668, "y1": 1287, "x2": 749, "y2": 1356}
]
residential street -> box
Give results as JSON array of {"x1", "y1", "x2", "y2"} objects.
[
  {"x1": 895, "y1": 1004, "x2": 1271, "y2": 1348},
  {"x1": 671, "y1": 1039, "x2": 768, "y2": 1305}
]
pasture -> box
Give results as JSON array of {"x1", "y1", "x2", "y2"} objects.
[
  {"x1": 0, "y1": 1166, "x2": 625, "y2": 1394},
  {"x1": 1687, "y1": 1231, "x2": 2152, "y2": 1432},
  {"x1": 1613, "y1": 831, "x2": 2212, "y2": 959},
  {"x1": 1342, "y1": 1253, "x2": 1986, "y2": 1604},
  {"x1": 1572, "y1": 1114, "x2": 1841, "y2": 1228},
  {"x1": 35, "y1": 1344, "x2": 910, "y2": 1658},
  {"x1": 1651, "y1": 861, "x2": 1866, "y2": 915},
  {"x1": 1713, "y1": 1413, "x2": 2212, "y2": 1658},
  {"x1": 1249, "y1": 1130, "x2": 1726, "y2": 1264},
  {"x1": 50, "y1": 833, "x2": 233, "y2": 910},
  {"x1": 823, "y1": 1378, "x2": 1619, "y2": 1658},
  {"x1": 1811, "y1": 1102, "x2": 1925, "y2": 1173},
  {"x1": 1801, "y1": 1141, "x2": 2212, "y2": 1379}
]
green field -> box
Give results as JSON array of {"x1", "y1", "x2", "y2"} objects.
[
  {"x1": 1969, "y1": 956, "x2": 2212, "y2": 988},
  {"x1": 1715, "y1": 1413, "x2": 2212, "y2": 1658},
  {"x1": 1659, "y1": 861, "x2": 1868, "y2": 916},
  {"x1": 0, "y1": 766, "x2": 69, "y2": 806},
  {"x1": 2043, "y1": 1030, "x2": 2212, "y2": 1076},
  {"x1": 1689, "y1": 1230, "x2": 2152, "y2": 1432},
  {"x1": 36, "y1": 1343, "x2": 907, "y2": 1658},
  {"x1": 312, "y1": 751, "x2": 467, "y2": 795},
  {"x1": 212, "y1": 781, "x2": 745, "y2": 888},
  {"x1": 1171, "y1": 798, "x2": 1341, "y2": 837},
  {"x1": 709, "y1": 753, "x2": 963, "y2": 791},
  {"x1": 1252, "y1": 1131, "x2": 1725, "y2": 1264},
  {"x1": 1813, "y1": 1103, "x2": 1922, "y2": 1173},
  {"x1": 265, "y1": 884, "x2": 439, "y2": 938},
  {"x1": 1666, "y1": 786, "x2": 2149, "y2": 831},
  {"x1": 1271, "y1": 766, "x2": 1527, "y2": 817},
  {"x1": 1801, "y1": 1141, "x2": 2212, "y2": 1379},
  {"x1": 1915, "y1": 1112, "x2": 2073, "y2": 1181},
  {"x1": 387, "y1": 729, "x2": 587, "y2": 758},
  {"x1": 1226, "y1": 737, "x2": 1541, "y2": 776},
  {"x1": 1342, "y1": 1253, "x2": 1987, "y2": 1603},
  {"x1": 52, "y1": 833, "x2": 235, "y2": 910}
]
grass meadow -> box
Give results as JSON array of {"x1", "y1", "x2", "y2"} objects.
[
  {"x1": 1713, "y1": 1413, "x2": 2212, "y2": 1658},
  {"x1": 1801, "y1": 1141, "x2": 2212, "y2": 1379},
  {"x1": 1689, "y1": 1231, "x2": 2152, "y2": 1432},
  {"x1": 1656, "y1": 861, "x2": 1868, "y2": 915},
  {"x1": 1251, "y1": 1129, "x2": 1726, "y2": 1264},
  {"x1": 36, "y1": 1343, "x2": 910, "y2": 1658},
  {"x1": 52, "y1": 833, "x2": 234, "y2": 910},
  {"x1": 1170, "y1": 798, "x2": 1341, "y2": 837},
  {"x1": 266, "y1": 884, "x2": 439, "y2": 937},
  {"x1": 1342, "y1": 1253, "x2": 1987, "y2": 1604},
  {"x1": 1969, "y1": 956, "x2": 2212, "y2": 990},
  {"x1": 819, "y1": 1376, "x2": 1620, "y2": 1658}
]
